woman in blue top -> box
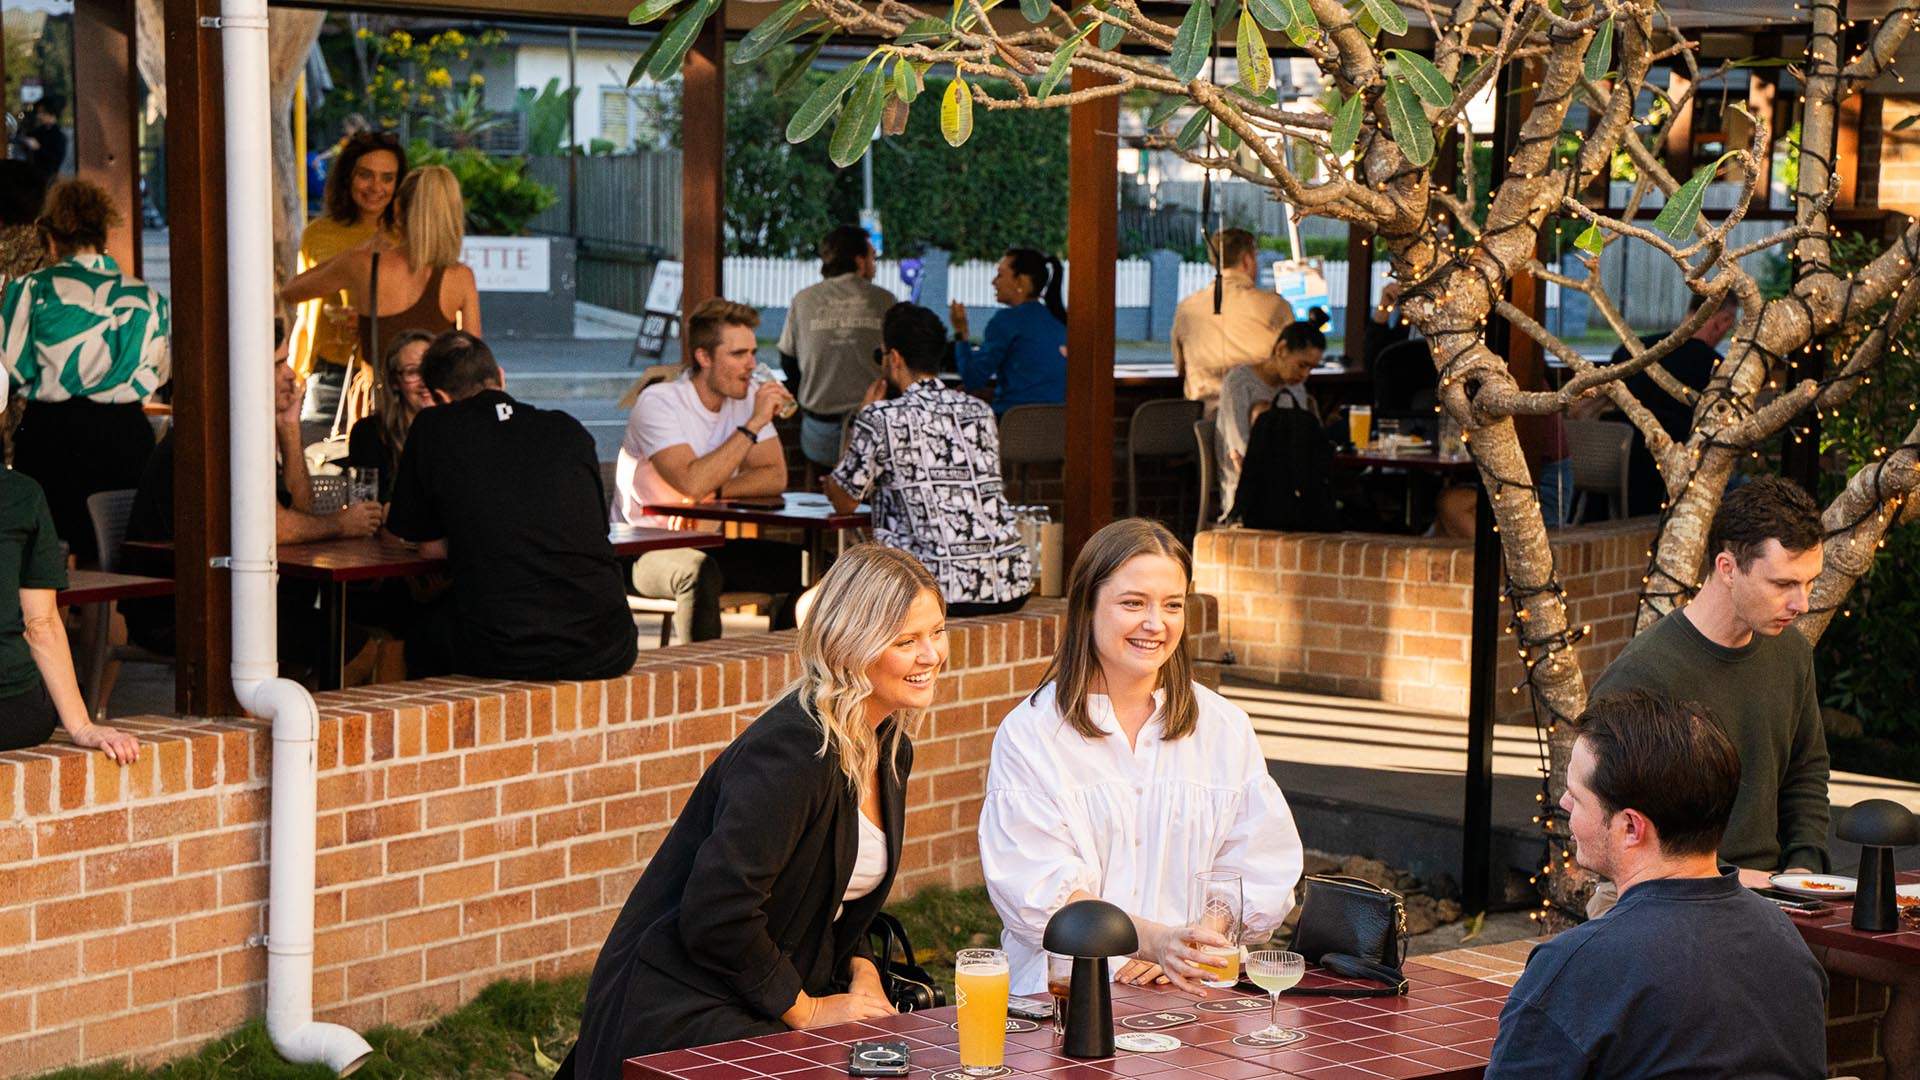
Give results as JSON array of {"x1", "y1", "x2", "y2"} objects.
[{"x1": 948, "y1": 248, "x2": 1068, "y2": 414}]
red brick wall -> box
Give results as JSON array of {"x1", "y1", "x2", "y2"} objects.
[
  {"x1": 0, "y1": 600, "x2": 1217, "y2": 1076},
  {"x1": 1827, "y1": 973, "x2": 1890, "y2": 1079},
  {"x1": 1192, "y1": 520, "x2": 1659, "y2": 719}
]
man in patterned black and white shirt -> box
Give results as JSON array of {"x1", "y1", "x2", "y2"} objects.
[{"x1": 824, "y1": 303, "x2": 1032, "y2": 615}]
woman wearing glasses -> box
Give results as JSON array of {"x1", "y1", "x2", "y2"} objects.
[
  {"x1": 566, "y1": 545, "x2": 948, "y2": 1075},
  {"x1": 978, "y1": 518, "x2": 1304, "y2": 995}
]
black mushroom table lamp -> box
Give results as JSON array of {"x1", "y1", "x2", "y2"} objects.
[
  {"x1": 1839, "y1": 798, "x2": 1920, "y2": 932},
  {"x1": 1043, "y1": 900, "x2": 1138, "y2": 1059}
]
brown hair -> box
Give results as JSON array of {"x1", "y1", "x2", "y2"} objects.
[
  {"x1": 373, "y1": 329, "x2": 436, "y2": 471},
  {"x1": 1209, "y1": 227, "x2": 1257, "y2": 269},
  {"x1": 819, "y1": 225, "x2": 871, "y2": 278},
  {"x1": 1038, "y1": 518, "x2": 1199, "y2": 741},
  {"x1": 37, "y1": 179, "x2": 122, "y2": 252},
  {"x1": 323, "y1": 130, "x2": 408, "y2": 228},
  {"x1": 1706, "y1": 474, "x2": 1823, "y2": 572},
  {"x1": 683, "y1": 298, "x2": 760, "y2": 372},
  {"x1": 1573, "y1": 691, "x2": 1741, "y2": 857}
]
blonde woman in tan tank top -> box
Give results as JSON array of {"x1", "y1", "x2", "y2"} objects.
[{"x1": 284, "y1": 164, "x2": 483, "y2": 364}]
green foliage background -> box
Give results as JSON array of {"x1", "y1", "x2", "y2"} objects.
[{"x1": 407, "y1": 141, "x2": 558, "y2": 235}]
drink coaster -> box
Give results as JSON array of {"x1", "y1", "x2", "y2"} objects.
[
  {"x1": 1119, "y1": 1011, "x2": 1198, "y2": 1031},
  {"x1": 1195, "y1": 997, "x2": 1270, "y2": 1014},
  {"x1": 931, "y1": 1068, "x2": 1011, "y2": 1080},
  {"x1": 947, "y1": 1019, "x2": 1040, "y2": 1034},
  {"x1": 1113, "y1": 1032, "x2": 1182, "y2": 1053},
  {"x1": 1232, "y1": 1030, "x2": 1307, "y2": 1049}
]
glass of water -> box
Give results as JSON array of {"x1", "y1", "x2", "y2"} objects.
[{"x1": 349, "y1": 467, "x2": 380, "y2": 505}]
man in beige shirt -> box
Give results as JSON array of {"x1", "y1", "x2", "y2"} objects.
[{"x1": 1171, "y1": 228, "x2": 1295, "y2": 402}]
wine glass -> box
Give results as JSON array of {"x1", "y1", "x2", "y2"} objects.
[
  {"x1": 1245, "y1": 950, "x2": 1305, "y2": 1044},
  {"x1": 1189, "y1": 871, "x2": 1243, "y2": 989}
]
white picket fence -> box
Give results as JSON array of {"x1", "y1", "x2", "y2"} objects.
[{"x1": 722, "y1": 256, "x2": 1153, "y2": 309}]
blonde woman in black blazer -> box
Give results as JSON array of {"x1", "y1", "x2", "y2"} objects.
[{"x1": 567, "y1": 545, "x2": 949, "y2": 1076}]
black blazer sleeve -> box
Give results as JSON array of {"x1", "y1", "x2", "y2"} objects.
[{"x1": 676, "y1": 718, "x2": 838, "y2": 1020}]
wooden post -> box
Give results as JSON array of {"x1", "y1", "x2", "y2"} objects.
[
  {"x1": 1065, "y1": 70, "x2": 1118, "y2": 557},
  {"x1": 164, "y1": 0, "x2": 236, "y2": 716},
  {"x1": 680, "y1": 14, "x2": 725, "y2": 327},
  {"x1": 1663, "y1": 68, "x2": 1694, "y2": 180},
  {"x1": 1343, "y1": 228, "x2": 1372, "y2": 365},
  {"x1": 72, "y1": 0, "x2": 142, "y2": 273}
]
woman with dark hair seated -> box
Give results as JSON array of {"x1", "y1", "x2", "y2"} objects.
[
  {"x1": 565, "y1": 545, "x2": 948, "y2": 1074},
  {"x1": 949, "y1": 247, "x2": 1068, "y2": 414}
]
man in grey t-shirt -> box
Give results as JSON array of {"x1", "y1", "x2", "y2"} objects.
[{"x1": 778, "y1": 226, "x2": 896, "y2": 467}]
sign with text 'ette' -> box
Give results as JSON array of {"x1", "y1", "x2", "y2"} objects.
[{"x1": 461, "y1": 237, "x2": 550, "y2": 293}]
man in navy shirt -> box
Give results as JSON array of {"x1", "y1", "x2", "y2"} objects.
[
  {"x1": 1486, "y1": 691, "x2": 1826, "y2": 1079},
  {"x1": 386, "y1": 331, "x2": 636, "y2": 681}
]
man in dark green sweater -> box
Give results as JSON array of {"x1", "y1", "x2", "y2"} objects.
[{"x1": 1591, "y1": 475, "x2": 1830, "y2": 896}]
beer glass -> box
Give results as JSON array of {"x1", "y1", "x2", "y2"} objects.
[
  {"x1": 1348, "y1": 404, "x2": 1373, "y2": 450},
  {"x1": 751, "y1": 362, "x2": 800, "y2": 419},
  {"x1": 1190, "y1": 871, "x2": 1243, "y2": 988},
  {"x1": 955, "y1": 947, "x2": 1009, "y2": 1075},
  {"x1": 349, "y1": 467, "x2": 380, "y2": 506}
]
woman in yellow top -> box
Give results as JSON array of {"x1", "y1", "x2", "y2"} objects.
[
  {"x1": 294, "y1": 130, "x2": 407, "y2": 421},
  {"x1": 284, "y1": 165, "x2": 482, "y2": 382}
]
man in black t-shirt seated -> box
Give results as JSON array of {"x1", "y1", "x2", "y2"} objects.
[
  {"x1": 384, "y1": 331, "x2": 637, "y2": 681},
  {"x1": 1598, "y1": 292, "x2": 1736, "y2": 517}
]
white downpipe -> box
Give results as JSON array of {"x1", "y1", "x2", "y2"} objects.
[{"x1": 221, "y1": 0, "x2": 372, "y2": 1072}]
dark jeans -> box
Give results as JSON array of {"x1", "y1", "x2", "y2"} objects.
[
  {"x1": 0, "y1": 680, "x2": 56, "y2": 752},
  {"x1": 630, "y1": 539, "x2": 805, "y2": 643},
  {"x1": 947, "y1": 595, "x2": 1029, "y2": 618},
  {"x1": 13, "y1": 399, "x2": 153, "y2": 566}
]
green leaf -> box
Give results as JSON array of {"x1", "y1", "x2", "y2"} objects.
[
  {"x1": 787, "y1": 58, "x2": 867, "y2": 143},
  {"x1": 648, "y1": 0, "x2": 720, "y2": 82},
  {"x1": 1235, "y1": 12, "x2": 1272, "y2": 94},
  {"x1": 1245, "y1": 0, "x2": 1288, "y2": 30},
  {"x1": 736, "y1": 0, "x2": 813, "y2": 64},
  {"x1": 1383, "y1": 76, "x2": 1433, "y2": 165},
  {"x1": 893, "y1": 57, "x2": 921, "y2": 102},
  {"x1": 628, "y1": 0, "x2": 678, "y2": 24},
  {"x1": 1357, "y1": 0, "x2": 1407, "y2": 36},
  {"x1": 1175, "y1": 107, "x2": 1211, "y2": 150},
  {"x1": 1099, "y1": 6, "x2": 1131, "y2": 49},
  {"x1": 942, "y1": 76, "x2": 975, "y2": 146},
  {"x1": 1170, "y1": 0, "x2": 1214, "y2": 83},
  {"x1": 1573, "y1": 223, "x2": 1606, "y2": 255},
  {"x1": 772, "y1": 33, "x2": 831, "y2": 96},
  {"x1": 1353, "y1": 6, "x2": 1379, "y2": 37},
  {"x1": 1146, "y1": 94, "x2": 1185, "y2": 129},
  {"x1": 626, "y1": 31, "x2": 670, "y2": 85},
  {"x1": 1020, "y1": 0, "x2": 1049, "y2": 21},
  {"x1": 895, "y1": 16, "x2": 948, "y2": 44},
  {"x1": 1280, "y1": 0, "x2": 1318, "y2": 44},
  {"x1": 1220, "y1": 123, "x2": 1241, "y2": 152},
  {"x1": 1040, "y1": 23, "x2": 1094, "y2": 99},
  {"x1": 829, "y1": 68, "x2": 888, "y2": 166},
  {"x1": 1330, "y1": 87, "x2": 1364, "y2": 158},
  {"x1": 1651, "y1": 165, "x2": 1714, "y2": 239},
  {"x1": 1389, "y1": 50, "x2": 1452, "y2": 107},
  {"x1": 1584, "y1": 16, "x2": 1614, "y2": 82},
  {"x1": 1895, "y1": 113, "x2": 1920, "y2": 132},
  {"x1": 1215, "y1": 0, "x2": 1240, "y2": 33}
]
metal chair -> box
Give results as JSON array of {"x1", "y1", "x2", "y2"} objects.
[
  {"x1": 1193, "y1": 417, "x2": 1218, "y2": 534},
  {"x1": 83, "y1": 489, "x2": 172, "y2": 720},
  {"x1": 1566, "y1": 418, "x2": 1633, "y2": 523},
  {"x1": 1127, "y1": 398, "x2": 1204, "y2": 518},
  {"x1": 998, "y1": 404, "x2": 1067, "y2": 503}
]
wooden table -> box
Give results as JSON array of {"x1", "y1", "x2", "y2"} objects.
[
  {"x1": 129, "y1": 528, "x2": 723, "y2": 690},
  {"x1": 1791, "y1": 870, "x2": 1920, "y2": 965},
  {"x1": 625, "y1": 963, "x2": 1511, "y2": 1080},
  {"x1": 641, "y1": 493, "x2": 871, "y2": 584},
  {"x1": 1330, "y1": 449, "x2": 1499, "y2": 915},
  {"x1": 59, "y1": 570, "x2": 175, "y2": 607}
]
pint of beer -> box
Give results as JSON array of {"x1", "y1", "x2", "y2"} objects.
[
  {"x1": 955, "y1": 948, "x2": 1010, "y2": 1075},
  {"x1": 1348, "y1": 404, "x2": 1373, "y2": 451}
]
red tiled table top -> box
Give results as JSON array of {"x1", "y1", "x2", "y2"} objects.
[
  {"x1": 625, "y1": 961, "x2": 1510, "y2": 1080},
  {"x1": 1791, "y1": 869, "x2": 1920, "y2": 964}
]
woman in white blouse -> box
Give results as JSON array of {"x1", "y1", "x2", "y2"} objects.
[{"x1": 979, "y1": 518, "x2": 1304, "y2": 995}]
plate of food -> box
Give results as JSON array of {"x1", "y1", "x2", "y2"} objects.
[
  {"x1": 1897, "y1": 884, "x2": 1920, "y2": 913},
  {"x1": 1771, "y1": 873, "x2": 1857, "y2": 899}
]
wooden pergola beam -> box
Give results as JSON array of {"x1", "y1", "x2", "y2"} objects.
[
  {"x1": 681, "y1": 16, "x2": 726, "y2": 332},
  {"x1": 1064, "y1": 69, "x2": 1118, "y2": 556},
  {"x1": 73, "y1": 0, "x2": 142, "y2": 273}
]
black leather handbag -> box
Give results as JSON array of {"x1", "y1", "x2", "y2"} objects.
[
  {"x1": 865, "y1": 912, "x2": 947, "y2": 1012},
  {"x1": 1285, "y1": 875, "x2": 1410, "y2": 997}
]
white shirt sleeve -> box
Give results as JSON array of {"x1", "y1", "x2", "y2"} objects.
[
  {"x1": 633, "y1": 384, "x2": 694, "y2": 460},
  {"x1": 979, "y1": 706, "x2": 1104, "y2": 954},
  {"x1": 1206, "y1": 695, "x2": 1304, "y2": 940}
]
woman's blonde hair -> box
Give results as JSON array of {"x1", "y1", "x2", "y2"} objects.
[
  {"x1": 1038, "y1": 518, "x2": 1198, "y2": 741},
  {"x1": 794, "y1": 544, "x2": 944, "y2": 805},
  {"x1": 397, "y1": 165, "x2": 465, "y2": 269}
]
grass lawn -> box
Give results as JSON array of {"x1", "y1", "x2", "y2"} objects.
[{"x1": 31, "y1": 887, "x2": 1002, "y2": 1080}]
